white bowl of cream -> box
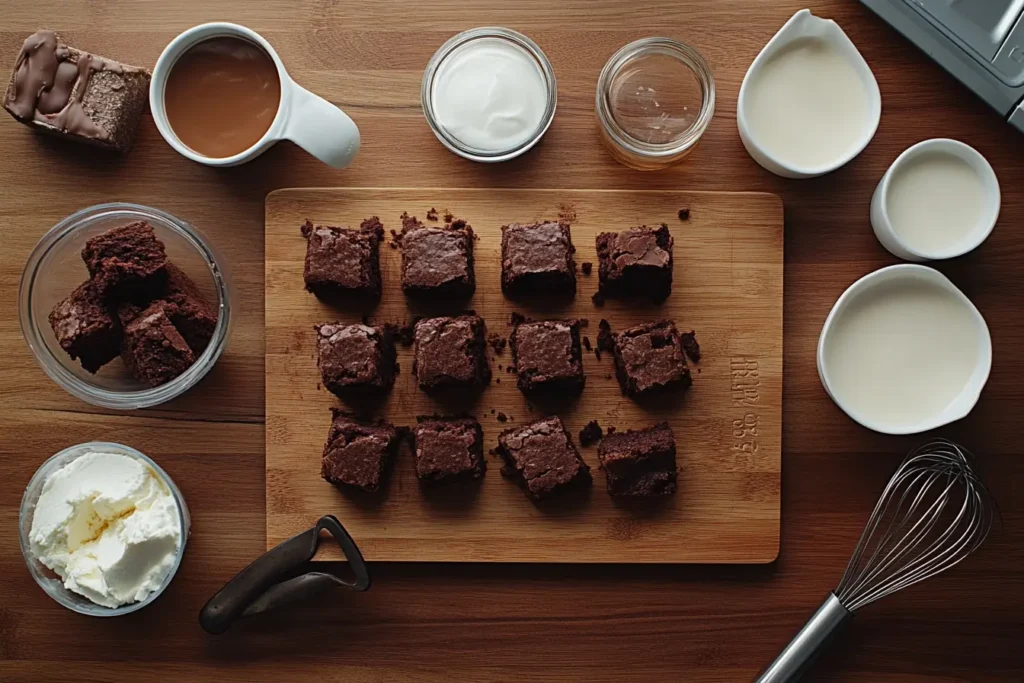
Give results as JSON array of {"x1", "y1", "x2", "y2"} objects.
[
  {"x1": 738, "y1": 9, "x2": 881, "y2": 178},
  {"x1": 817, "y1": 265, "x2": 991, "y2": 435},
  {"x1": 871, "y1": 139, "x2": 1000, "y2": 261},
  {"x1": 422, "y1": 27, "x2": 556, "y2": 162},
  {"x1": 19, "y1": 442, "x2": 188, "y2": 615}
]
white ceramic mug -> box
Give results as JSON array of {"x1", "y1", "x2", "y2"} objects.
[
  {"x1": 150, "y1": 23, "x2": 360, "y2": 168},
  {"x1": 870, "y1": 138, "x2": 999, "y2": 261}
]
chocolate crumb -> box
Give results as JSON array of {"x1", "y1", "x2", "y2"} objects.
[
  {"x1": 509, "y1": 312, "x2": 527, "y2": 326},
  {"x1": 506, "y1": 365, "x2": 514, "y2": 374},
  {"x1": 581, "y1": 261, "x2": 593, "y2": 276},
  {"x1": 490, "y1": 408, "x2": 496, "y2": 414},
  {"x1": 606, "y1": 426, "x2": 616, "y2": 435},
  {"x1": 316, "y1": 383, "x2": 322, "y2": 391},
  {"x1": 579, "y1": 420, "x2": 603, "y2": 447},
  {"x1": 604, "y1": 373, "x2": 612, "y2": 380},
  {"x1": 583, "y1": 336, "x2": 592, "y2": 352},
  {"x1": 444, "y1": 210, "x2": 455, "y2": 223},
  {"x1": 426, "y1": 207, "x2": 439, "y2": 221},
  {"x1": 678, "y1": 208, "x2": 690, "y2": 221},
  {"x1": 591, "y1": 291, "x2": 606, "y2": 307},
  {"x1": 396, "y1": 322, "x2": 416, "y2": 346},
  {"x1": 400, "y1": 212, "x2": 423, "y2": 231},
  {"x1": 558, "y1": 203, "x2": 577, "y2": 224},
  {"x1": 497, "y1": 412, "x2": 509, "y2": 423},
  {"x1": 451, "y1": 218, "x2": 467, "y2": 230},
  {"x1": 360, "y1": 216, "x2": 385, "y2": 241},
  {"x1": 495, "y1": 377, "x2": 500, "y2": 384},
  {"x1": 596, "y1": 319, "x2": 614, "y2": 359},
  {"x1": 300, "y1": 220, "x2": 314, "y2": 238},
  {"x1": 681, "y1": 331, "x2": 701, "y2": 362},
  {"x1": 488, "y1": 333, "x2": 507, "y2": 353}
]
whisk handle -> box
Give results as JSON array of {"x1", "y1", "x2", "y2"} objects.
[{"x1": 754, "y1": 592, "x2": 853, "y2": 683}]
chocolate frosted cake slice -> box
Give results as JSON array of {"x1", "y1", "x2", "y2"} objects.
[{"x1": 3, "y1": 30, "x2": 151, "y2": 153}]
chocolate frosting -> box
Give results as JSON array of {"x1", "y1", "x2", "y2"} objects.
[{"x1": 9, "y1": 30, "x2": 120, "y2": 138}]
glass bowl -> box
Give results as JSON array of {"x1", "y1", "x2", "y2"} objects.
[
  {"x1": 596, "y1": 37, "x2": 716, "y2": 170},
  {"x1": 19, "y1": 203, "x2": 232, "y2": 409},
  {"x1": 422, "y1": 26, "x2": 557, "y2": 162},
  {"x1": 19, "y1": 442, "x2": 191, "y2": 617}
]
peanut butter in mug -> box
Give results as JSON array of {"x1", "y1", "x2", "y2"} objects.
[{"x1": 164, "y1": 36, "x2": 281, "y2": 158}]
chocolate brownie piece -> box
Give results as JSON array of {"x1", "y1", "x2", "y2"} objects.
[
  {"x1": 321, "y1": 410, "x2": 400, "y2": 492},
  {"x1": 500, "y1": 221, "x2": 576, "y2": 298},
  {"x1": 120, "y1": 303, "x2": 195, "y2": 386},
  {"x1": 301, "y1": 219, "x2": 382, "y2": 299},
  {"x1": 598, "y1": 422, "x2": 677, "y2": 496},
  {"x1": 413, "y1": 315, "x2": 490, "y2": 391},
  {"x1": 400, "y1": 217, "x2": 474, "y2": 298},
  {"x1": 612, "y1": 320, "x2": 692, "y2": 397},
  {"x1": 510, "y1": 318, "x2": 585, "y2": 395},
  {"x1": 4, "y1": 30, "x2": 151, "y2": 153},
  {"x1": 48, "y1": 279, "x2": 121, "y2": 373},
  {"x1": 596, "y1": 224, "x2": 673, "y2": 303},
  {"x1": 413, "y1": 416, "x2": 486, "y2": 485},
  {"x1": 315, "y1": 323, "x2": 396, "y2": 398},
  {"x1": 82, "y1": 221, "x2": 167, "y2": 296},
  {"x1": 496, "y1": 416, "x2": 590, "y2": 499}
]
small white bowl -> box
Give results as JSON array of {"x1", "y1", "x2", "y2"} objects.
[
  {"x1": 737, "y1": 9, "x2": 881, "y2": 178},
  {"x1": 817, "y1": 265, "x2": 991, "y2": 435},
  {"x1": 870, "y1": 138, "x2": 1000, "y2": 261}
]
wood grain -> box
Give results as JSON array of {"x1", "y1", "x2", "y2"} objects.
[
  {"x1": 265, "y1": 188, "x2": 782, "y2": 563},
  {"x1": 0, "y1": 1, "x2": 1022, "y2": 681}
]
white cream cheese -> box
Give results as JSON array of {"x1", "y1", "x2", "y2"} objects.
[
  {"x1": 431, "y1": 37, "x2": 548, "y2": 151},
  {"x1": 29, "y1": 451, "x2": 182, "y2": 608}
]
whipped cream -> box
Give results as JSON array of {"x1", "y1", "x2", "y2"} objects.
[
  {"x1": 431, "y1": 37, "x2": 548, "y2": 151},
  {"x1": 29, "y1": 451, "x2": 182, "y2": 608}
]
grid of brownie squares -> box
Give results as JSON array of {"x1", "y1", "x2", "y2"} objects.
[
  {"x1": 413, "y1": 416, "x2": 486, "y2": 485},
  {"x1": 510, "y1": 318, "x2": 585, "y2": 396},
  {"x1": 301, "y1": 218, "x2": 383, "y2": 300},
  {"x1": 413, "y1": 315, "x2": 490, "y2": 391},
  {"x1": 612, "y1": 320, "x2": 692, "y2": 398},
  {"x1": 598, "y1": 422, "x2": 677, "y2": 496},
  {"x1": 321, "y1": 409, "x2": 401, "y2": 492},
  {"x1": 495, "y1": 416, "x2": 591, "y2": 500},
  {"x1": 315, "y1": 322, "x2": 397, "y2": 399},
  {"x1": 500, "y1": 221, "x2": 576, "y2": 298}
]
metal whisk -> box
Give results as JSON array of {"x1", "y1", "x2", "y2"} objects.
[{"x1": 756, "y1": 439, "x2": 994, "y2": 683}]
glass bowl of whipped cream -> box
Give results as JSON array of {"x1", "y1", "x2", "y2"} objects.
[{"x1": 18, "y1": 442, "x2": 190, "y2": 616}]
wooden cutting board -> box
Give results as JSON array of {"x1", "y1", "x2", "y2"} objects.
[{"x1": 265, "y1": 188, "x2": 782, "y2": 563}]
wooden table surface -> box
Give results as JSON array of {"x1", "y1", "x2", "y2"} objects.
[{"x1": 0, "y1": 1, "x2": 1021, "y2": 681}]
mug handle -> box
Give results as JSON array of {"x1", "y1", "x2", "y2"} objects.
[{"x1": 282, "y1": 82, "x2": 361, "y2": 169}]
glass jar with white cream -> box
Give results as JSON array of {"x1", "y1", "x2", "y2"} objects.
[
  {"x1": 596, "y1": 37, "x2": 715, "y2": 170},
  {"x1": 422, "y1": 27, "x2": 557, "y2": 162}
]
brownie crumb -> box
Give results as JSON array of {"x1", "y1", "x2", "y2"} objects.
[
  {"x1": 592, "y1": 291, "x2": 606, "y2": 307},
  {"x1": 426, "y1": 207, "x2": 439, "y2": 221},
  {"x1": 583, "y1": 336, "x2": 592, "y2": 352},
  {"x1": 400, "y1": 212, "x2": 423, "y2": 231},
  {"x1": 509, "y1": 312, "x2": 527, "y2": 326},
  {"x1": 496, "y1": 378, "x2": 501, "y2": 384},
  {"x1": 558, "y1": 203, "x2": 577, "y2": 224},
  {"x1": 317, "y1": 383, "x2": 322, "y2": 390},
  {"x1": 506, "y1": 365, "x2": 514, "y2": 374},
  {"x1": 451, "y1": 218, "x2": 467, "y2": 230},
  {"x1": 444, "y1": 210, "x2": 455, "y2": 223},
  {"x1": 682, "y1": 331, "x2": 701, "y2": 362},
  {"x1": 678, "y1": 208, "x2": 690, "y2": 221},
  {"x1": 607, "y1": 426, "x2": 616, "y2": 435},
  {"x1": 497, "y1": 412, "x2": 509, "y2": 423},
  {"x1": 395, "y1": 322, "x2": 416, "y2": 346},
  {"x1": 488, "y1": 333, "x2": 507, "y2": 354},
  {"x1": 490, "y1": 408, "x2": 496, "y2": 414},
  {"x1": 581, "y1": 262, "x2": 593, "y2": 276},
  {"x1": 605, "y1": 373, "x2": 612, "y2": 380},
  {"x1": 596, "y1": 319, "x2": 614, "y2": 361},
  {"x1": 579, "y1": 420, "x2": 603, "y2": 447},
  {"x1": 300, "y1": 220, "x2": 314, "y2": 238}
]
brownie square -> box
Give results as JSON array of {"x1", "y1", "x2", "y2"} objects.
[
  {"x1": 48, "y1": 279, "x2": 121, "y2": 373},
  {"x1": 598, "y1": 422, "x2": 677, "y2": 496},
  {"x1": 613, "y1": 320, "x2": 692, "y2": 397},
  {"x1": 4, "y1": 31, "x2": 151, "y2": 153},
  {"x1": 315, "y1": 323, "x2": 396, "y2": 398},
  {"x1": 496, "y1": 416, "x2": 591, "y2": 499},
  {"x1": 400, "y1": 218, "x2": 474, "y2": 298},
  {"x1": 301, "y1": 218, "x2": 383, "y2": 299},
  {"x1": 510, "y1": 318, "x2": 585, "y2": 395},
  {"x1": 413, "y1": 416, "x2": 486, "y2": 485},
  {"x1": 413, "y1": 315, "x2": 490, "y2": 391},
  {"x1": 321, "y1": 410, "x2": 401, "y2": 492},
  {"x1": 596, "y1": 224, "x2": 674, "y2": 303},
  {"x1": 500, "y1": 221, "x2": 576, "y2": 298},
  {"x1": 120, "y1": 303, "x2": 195, "y2": 387},
  {"x1": 82, "y1": 221, "x2": 167, "y2": 296}
]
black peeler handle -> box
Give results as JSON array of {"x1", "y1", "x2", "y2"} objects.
[{"x1": 199, "y1": 515, "x2": 370, "y2": 634}]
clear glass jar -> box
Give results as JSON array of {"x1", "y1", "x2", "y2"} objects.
[
  {"x1": 422, "y1": 27, "x2": 557, "y2": 163},
  {"x1": 596, "y1": 37, "x2": 716, "y2": 170},
  {"x1": 19, "y1": 203, "x2": 232, "y2": 409}
]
